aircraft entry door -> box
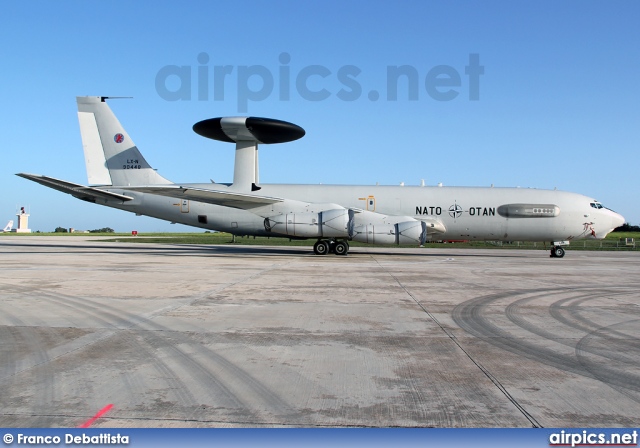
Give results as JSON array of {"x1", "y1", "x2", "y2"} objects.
[
  {"x1": 181, "y1": 200, "x2": 189, "y2": 213},
  {"x1": 366, "y1": 196, "x2": 376, "y2": 211}
]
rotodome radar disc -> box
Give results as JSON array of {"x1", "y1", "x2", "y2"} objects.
[{"x1": 193, "y1": 117, "x2": 305, "y2": 144}]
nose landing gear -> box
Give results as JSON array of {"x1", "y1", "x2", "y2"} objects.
[{"x1": 550, "y1": 245, "x2": 565, "y2": 258}]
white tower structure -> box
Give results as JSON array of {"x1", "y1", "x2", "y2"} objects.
[{"x1": 16, "y1": 207, "x2": 31, "y2": 233}]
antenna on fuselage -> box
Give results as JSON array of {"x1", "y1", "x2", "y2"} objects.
[{"x1": 192, "y1": 117, "x2": 305, "y2": 192}]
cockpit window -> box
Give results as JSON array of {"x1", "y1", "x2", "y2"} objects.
[{"x1": 591, "y1": 200, "x2": 618, "y2": 213}]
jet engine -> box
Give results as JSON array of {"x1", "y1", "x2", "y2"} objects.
[
  {"x1": 350, "y1": 220, "x2": 427, "y2": 245},
  {"x1": 263, "y1": 208, "x2": 349, "y2": 238},
  {"x1": 263, "y1": 207, "x2": 430, "y2": 245}
]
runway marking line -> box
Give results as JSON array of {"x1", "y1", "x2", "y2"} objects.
[{"x1": 79, "y1": 404, "x2": 113, "y2": 428}]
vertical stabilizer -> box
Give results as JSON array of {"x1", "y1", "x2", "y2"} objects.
[
  {"x1": 76, "y1": 97, "x2": 172, "y2": 186},
  {"x1": 2, "y1": 220, "x2": 13, "y2": 232}
]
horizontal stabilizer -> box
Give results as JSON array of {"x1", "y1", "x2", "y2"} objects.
[
  {"x1": 127, "y1": 185, "x2": 283, "y2": 210},
  {"x1": 16, "y1": 173, "x2": 133, "y2": 203}
]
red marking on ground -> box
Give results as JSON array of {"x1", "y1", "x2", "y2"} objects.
[{"x1": 79, "y1": 404, "x2": 113, "y2": 428}]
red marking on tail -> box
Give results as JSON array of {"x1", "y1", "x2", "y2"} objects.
[{"x1": 79, "y1": 404, "x2": 113, "y2": 428}]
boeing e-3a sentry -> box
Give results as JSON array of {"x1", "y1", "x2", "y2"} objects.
[{"x1": 17, "y1": 96, "x2": 625, "y2": 258}]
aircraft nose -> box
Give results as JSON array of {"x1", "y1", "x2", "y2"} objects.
[
  {"x1": 601, "y1": 209, "x2": 625, "y2": 238},
  {"x1": 612, "y1": 211, "x2": 625, "y2": 229},
  {"x1": 595, "y1": 209, "x2": 625, "y2": 239}
]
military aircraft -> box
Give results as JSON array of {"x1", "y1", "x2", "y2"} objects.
[{"x1": 17, "y1": 96, "x2": 625, "y2": 258}]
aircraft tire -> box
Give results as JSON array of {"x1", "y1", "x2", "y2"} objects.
[
  {"x1": 313, "y1": 240, "x2": 330, "y2": 255},
  {"x1": 552, "y1": 246, "x2": 565, "y2": 258},
  {"x1": 334, "y1": 241, "x2": 349, "y2": 256}
]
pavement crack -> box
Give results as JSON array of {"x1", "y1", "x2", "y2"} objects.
[{"x1": 371, "y1": 255, "x2": 543, "y2": 428}]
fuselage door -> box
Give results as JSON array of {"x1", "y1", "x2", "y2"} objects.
[
  {"x1": 367, "y1": 196, "x2": 376, "y2": 211},
  {"x1": 181, "y1": 200, "x2": 189, "y2": 213}
]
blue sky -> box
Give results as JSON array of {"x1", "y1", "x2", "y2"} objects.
[{"x1": 2, "y1": 1, "x2": 639, "y2": 232}]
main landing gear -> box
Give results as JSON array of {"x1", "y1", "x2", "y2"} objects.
[
  {"x1": 313, "y1": 239, "x2": 349, "y2": 256},
  {"x1": 550, "y1": 245, "x2": 565, "y2": 258}
]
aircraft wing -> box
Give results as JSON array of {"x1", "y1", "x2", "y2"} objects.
[
  {"x1": 126, "y1": 185, "x2": 284, "y2": 210},
  {"x1": 16, "y1": 173, "x2": 133, "y2": 203}
]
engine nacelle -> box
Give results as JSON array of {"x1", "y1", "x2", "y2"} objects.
[
  {"x1": 264, "y1": 213, "x2": 320, "y2": 238},
  {"x1": 264, "y1": 208, "x2": 350, "y2": 238},
  {"x1": 351, "y1": 224, "x2": 398, "y2": 244},
  {"x1": 396, "y1": 220, "x2": 428, "y2": 245},
  {"x1": 319, "y1": 209, "x2": 350, "y2": 237},
  {"x1": 351, "y1": 220, "x2": 427, "y2": 245},
  {"x1": 264, "y1": 207, "x2": 430, "y2": 245}
]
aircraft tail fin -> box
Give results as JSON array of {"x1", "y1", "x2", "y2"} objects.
[
  {"x1": 76, "y1": 96, "x2": 172, "y2": 186},
  {"x1": 2, "y1": 220, "x2": 13, "y2": 232}
]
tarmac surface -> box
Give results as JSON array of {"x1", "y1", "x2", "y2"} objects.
[{"x1": 0, "y1": 236, "x2": 639, "y2": 428}]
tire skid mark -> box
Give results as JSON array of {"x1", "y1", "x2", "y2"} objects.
[
  {"x1": 511, "y1": 287, "x2": 639, "y2": 365},
  {"x1": 3, "y1": 293, "x2": 200, "y2": 424},
  {"x1": 373, "y1": 257, "x2": 542, "y2": 428},
  {"x1": 172, "y1": 337, "x2": 297, "y2": 421},
  {"x1": 511, "y1": 289, "x2": 640, "y2": 398},
  {"x1": 36, "y1": 270, "x2": 297, "y2": 423},
  {"x1": 36, "y1": 292, "x2": 211, "y2": 416},
  {"x1": 112, "y1": 261, "x2": 299, "y2": 420},
  {"x1": 453, "y1": 289, "x2": 594, "y2": 376},
  {"x1": 116, "y1": 300, "x2": 295, "y2": 415},
  {"x1": 507, "y1": 289, "x2": 632, "y2": 355},
  {"x1": 116, "y1": 369, "x2": 145, "y2": 418},
  {"x1": 552, "y1": 293, "x2": 638, "y2": 361},
  {"x1": 81, "y1": 292, "x2": 295, "y2": 422},
  {"x1": 135, "y1": 339, "x2": 199, "y2": 417},
  {"x1": 453, "y1": 287, "x2": 640, "y2": 395},
  {"x1": 2, "y1": 260, "x2": 299, "y2": 425},
  {"x1": 576, "y1": 320, "x2": 640, "y2": 401},
  {"x1": 550, "y1": 289, "x2": 639, "y2": 342}
]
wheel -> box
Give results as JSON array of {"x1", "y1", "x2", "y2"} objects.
[
  {"x1": 334, "y1": 241, "x2": 349, "y2": 256},
  {"x1": 553, "y1": 246, "x2": 565, "y2": 258},
  {"x1": 313, "y1": 240, "x2": 330, "y2": 255}
]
